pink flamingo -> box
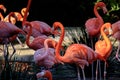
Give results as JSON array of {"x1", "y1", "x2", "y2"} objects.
[
  {"x1": 95, "y1": 23, "x2": 113, "y2": 80},
  {"x1": 36, "y1": 70, "x2": 52, "y2": 80},
  {"x1": 1, "y1": 12, "x2": 24, "y2": 47},
  {"x1": 0, "y1": 20, "x2": 25, "y2": 60},
  {"x1": 33, "y1": 38, "x2": 59, "y2": 69},
  {"x1": 23, "y1": 22, "x2": 58, "y2": 50},
  {"x1": 22, "y1": 0, "x2": 59, "y2": 38},
  {"x1": 53, "y1": 22, "x2": 105, "y2": 80},
  {"x1": 85, "y1": 2, "x2": 108, "y2": 38},
  {"x1": 85, "y1": 2, "x2": 108, "y2": 79},
  {"x1": 111, "y1": 21, "x2": 120, "y2": 61}
]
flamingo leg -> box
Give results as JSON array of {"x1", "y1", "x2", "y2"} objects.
[
  {"x1": 81, "y1": 68, "x2": 85, "y2": 80},
  {"x1": 9, "y1": 43, "x2": 16, "y2": 60},
  {"x1": 90, "y1": 38, "x2": 94, "y2": 80},
  {"x1": 98, "y1": 60, "x2": 101, "y2": 80},
  {"x1": 103, "y1": 62, "x2": 107, "y2": 80},
  {"x1": 115, "y1": 42, "x2": 120, "y2": 61},
  {"x1": 16, "y1": 37, "x2": 24, "y2": 47},
  {"x1": 96, "y1": 60, "x2": 102, "y2": 80},
  {"x1": 76, "y1": 65, "x2": 81, "y2": 80},
  {"x1": 96, "y1": 60, "x2": 98, "y2": 80}
]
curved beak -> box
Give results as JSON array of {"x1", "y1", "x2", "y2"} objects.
[{"x1": 103, "y1": 7, "x2": 108, "y2": 14}]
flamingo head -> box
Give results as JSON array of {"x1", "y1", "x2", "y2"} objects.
[
  {"x1": 14, "y1": 12, "x2": 23, "y2": 21},
  {"x1": 96, "y1": 2, "x2": 108, "y2": 14},
  {"x1": 51, "y1": 22, "x2": 63, "y2": 37},
  {"x1": 0, "y1": 4, "x2": 6, "y2": 13},
  {"x1": 21, "y1": 7, "x2": 29, "y2": 17},
  {"x1": 103, "y1": 23, "x2": 113, "y2": 36}
]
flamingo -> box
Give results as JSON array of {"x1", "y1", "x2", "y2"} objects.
[
  {"x1": 95, "y1": 22, "x2": 113, "y2": 80},
  {"x1": 0, "y1": 20, "x2": 25, "y2": 79},
  {"x1": 23, "y1": 22, "x2": 59, "y2": 50},
  {"x1": 33, "y1": 38, "x2": 59, "y2": 69},
  {"x1": 111, "y1": 21, "x2": 120, "y2": 61},
  {"x1": 85, "y1": 2, "x2": 108, "y2": 38},
  {"x1": 36, "y1": 70, "x2": 52, "y2": 80},
  {"x1": 0, "y1": 19, "x2": 25, "y2": 57},
  {"x1": 0, "y1": 4, "x2": 6, "y2": 51},
  {"x1": 0, "y1": 12, "x2": 24, "y2": 48},
  {"x1": 85, "y1": 2, "x2": 108, "y2": 79},
  {"x1": 54, "y1": 22, "x2": 105, "y2": 80},
  {"x1": 22, "y1": 0, "x2": 59, "y2": 38}
]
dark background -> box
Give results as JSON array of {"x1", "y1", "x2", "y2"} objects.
[{"x1": 0, "y1": 0, "x2": 110, "y2": 27}]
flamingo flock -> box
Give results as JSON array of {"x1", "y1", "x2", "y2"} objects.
[{"x1": 0, "y1": 1, "x2": 119, "y2": 80}]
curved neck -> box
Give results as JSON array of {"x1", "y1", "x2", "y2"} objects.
[
  {"x1": 8, "y1": 12, "x2": 17, "y2": 23},
  {"x1": 94, "y1": 4, "x2": 104, "y2": 24},
  {"x1": 44, "y1": 38, "x2": 56, "y2": 48},
  {"x1": 101, "y1": 24, "x2": 111, "y2": 54},
  {"x1": 44, "y1": 39, "x2": 51, "y2": 50},
  {"x1": 22, "y1": 0, "x2": 32, "y2": 26},
  {"x1": 25, "y1": 22, "x2": 32, "y2": 47},
  {"x1": 55, "y1": 22, "x2": 65, "y2": 61},
  {"x1": 0, "y1": 13, "x2": 4, "y2": 21}
]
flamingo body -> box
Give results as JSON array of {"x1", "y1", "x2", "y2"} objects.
[
  {"x1": 0, "y1": 21, "x2": 24, "y2": 38},
  {"x1": 34, "y1": 48, "x2": 56, "y2": 68},
  {"x1": 34, "y1": 38, "x2": 58, "y2": 68}
]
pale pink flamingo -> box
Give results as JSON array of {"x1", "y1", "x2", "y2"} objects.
[
  {"x1": 95, "y1": 22, "x2": 113, "y2": 80},
  {"x1": 33, "y1": 38, "x2": 59, "y2": 69},
  {"x1": 36, "y1": 70, "x2": 52, "y2": 80},
  {"x1": 53, "y1": 22, "x2": 105, "y2": 80},
  {"x1": 85, "y1": 2, "x2": 108, "y2": 79}
]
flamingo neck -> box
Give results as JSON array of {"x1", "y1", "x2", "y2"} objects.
[
  {"x1": 94, "y1": 4, "x2": 104, "y2": 24},
  {"x1": 22, "y1": 0, "x2": 31, "y2": 26},
  {"x1": 26, "y1": 23, "x2": 32, "y2": 47},
  {"x1": 0, "y1": 13, "x2": 4, "y2": 21},
  {"x1": 101, "y1": 25, "x2": 112, "y2": 55},
  {"x1": 44, "y1": 39, "x2": 52, "y2": 50},
  {"x1": 55, "y1": 23, "x2": 65, "y2": 62},
  {"x1": 8, "y1": 12, "x2": 17, "y2": 24}
]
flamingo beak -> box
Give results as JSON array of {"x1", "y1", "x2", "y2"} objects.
[
  {"x1": 108, "y1": 27, "x2": 113, "y2": 36},
  {"x1": 3, "y1": 7, "x2": 6, "y2": 13},
  {"x1": 103, "y1": 7, "x2": 108, "y2": 14}
]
